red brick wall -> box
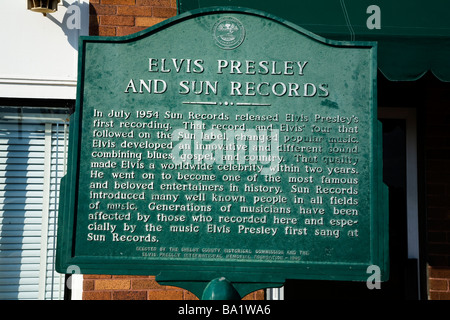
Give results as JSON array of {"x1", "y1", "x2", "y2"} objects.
[
  {"x1": 428, "y1": 268, "x2": 450, "y2": 300},
  {"x1": 89, "y1": 0, "x2": 177, "y2": 37},
  {"x1": 83, "y1": 275, "x2": 264, "y2": 300},
  {"x1": 83, "y1": 275, "x2": 197, "y2": 300}
]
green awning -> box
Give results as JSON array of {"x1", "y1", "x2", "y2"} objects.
[{"x1": 178, "y1": 0, "x2": 450, "y2": 81}]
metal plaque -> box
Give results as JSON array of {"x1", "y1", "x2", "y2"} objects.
[{"x1": 56, "y1": 8, "x2": 388, "y2": 297}]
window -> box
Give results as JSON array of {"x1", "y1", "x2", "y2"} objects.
[{"x1": 0, "y1": 106, "x2": 70, "y2": 299}]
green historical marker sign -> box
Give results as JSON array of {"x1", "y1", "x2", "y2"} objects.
[{"x1": 56, "y1": 8, "x2": 388, "y2": 298}]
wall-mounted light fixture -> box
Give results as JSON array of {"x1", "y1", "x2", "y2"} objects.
[{"x1": 27, "y1": 0, "x2": 61, "y2": 16}]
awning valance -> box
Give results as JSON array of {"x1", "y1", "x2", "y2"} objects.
[{"x1": 178, "y1": 0, "x2": 450, "y2": 81}]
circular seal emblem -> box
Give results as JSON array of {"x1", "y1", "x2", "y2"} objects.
[{"x1": 213, "y1": 16, "x2": 245, "y2": 50}]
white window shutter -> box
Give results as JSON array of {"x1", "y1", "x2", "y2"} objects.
[{"x1": 0, "y1": 113, "x2": 69, "y2": 300}]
